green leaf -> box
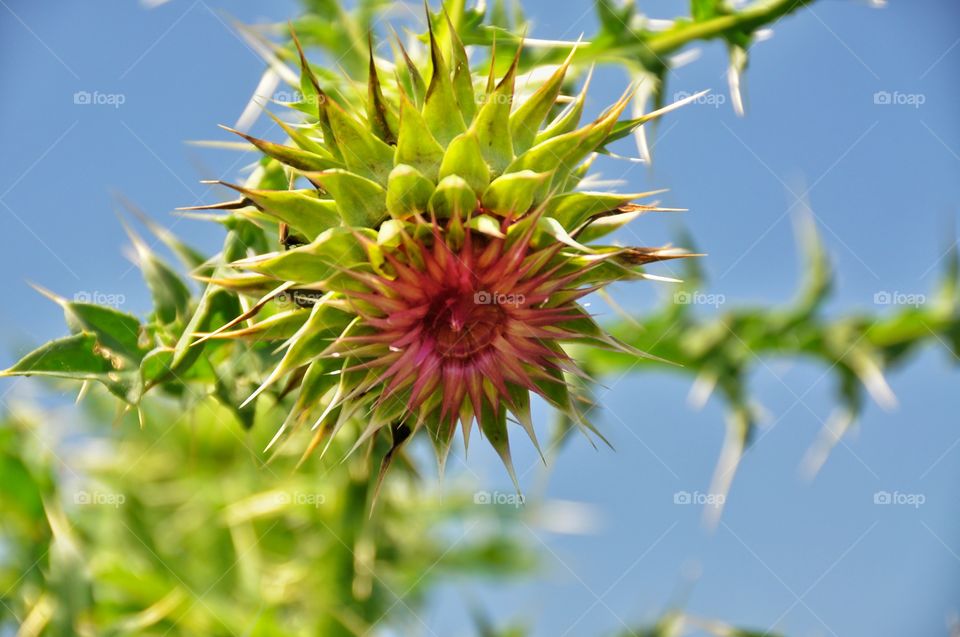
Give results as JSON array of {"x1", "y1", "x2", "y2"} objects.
[
  {"x1": 243, "y1": 302, "x2": 355, "y2": 405},
  {"x1": 575, "y1": 208, "x2": 647, "y2": 243},
  {"x1": 477, "y1": 402, "x2": 518, "y2": 490},
  {"x1": 395, "y1": 94, "x2": 445, "y2": 181},
  {"x1": 390, "y1": 34, "x2": 427, "y2": 108},
  {"x1": 508, "y1": 129, "x2": 579, "y2": 176},
  {"x1": 444, "y1": 8, "x2": 476, "y2": 122},
  {"x1": 124, "y1": 223, "x2": 192, "y2": 325},
  {"x1": 509, "y1": 47, "x2": 574, "y2": 154},
  {"x1": 140, "y1": 348, "x2": 175, "y2": 385},
  {"x1": 367, "y1": 41, "x2": 398, "y2": 143},
  {"x1": 439, "y1": 131, "x2": 490, "y2": 195},
  {"x1": 325, "y1": 99, "x2": 395, "y2": 184},
  {"x1": 234, "y1": 227, "x2": 372, "y2": 284},
  {"x1": 262, "y1": 108, "x2": 329, "y2": 156},
  {"x1": 200, "y1": 309, "x2": 311, "y2": 343},
  {"x1": 33, "y1": 285, "x2": 145, "y2": 363},
  {"x1": 64, "y1": 303, "x2": 144, "y2": 362},
  {"x1": 471, "y1": 50, "x2": 518, "y2": 175},
  {"x1": 596, "y1": 0, "x2": 634, "y2": 37},
  {"x1": 377, "y1": 219, "x2": 407, "y2": 248},
  {"x1": 545, "y1": 190, "x2": 661, "y2": 230},
  {"x1": 429, "y1": 175, "x2": 477, "y2": 220},
  {"x1": 171, "y1": 278, "x2": 241, "y2": 370},
  {"x1": 386, "y1": 164, "x2": 435, "y2": 219},
  {"x1": 225, "y1": 185, "x2": 341, "y2": 240},
  {"x1": 422, "y1": 22, "x2": 467, "y2": 145},
  {"x1": 600, "y1": 90, "x2": 709, "y2": 149},
  {"x1": 291, "y1": 29, "x2": 342, "y2": 161},
  {"x1": 2, "y1": 333, "x2": 117, "y2": 380},
  {"x1": 306, "y1": 169, "x2": 387, "y2": 228},
  {"x1": 143, "y1": 258, "x2": 191, "y2": 326},
  {"x1": 466, "y1": 214, "x2": 505, "y2": 239},
  {"x1": 221, "y1": 126, "x2": 341, "y2": 172},
  {"x1": 691, "y1": 0, "x2": 726, "y2": 21},
  {"x1": 480, "y1": 170, "x2": 550, "y2": 216},
  {"x1": 535, "y1": 69, "x2": 591, "y2": 145},
  {"x1": 508, "y1": 92, "x2": 632, "y2": 186},
  {"x1": 279, "y1": 356, "x2": 345, "y2": 432}
]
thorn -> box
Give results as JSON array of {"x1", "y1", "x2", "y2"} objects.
[{"x1": 28, "y1": 282, "x2": 67, "y2": 307}]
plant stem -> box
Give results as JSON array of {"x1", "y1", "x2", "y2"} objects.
[{"x1": 646, "y1": 0, "x2": 814, "y2": 57}]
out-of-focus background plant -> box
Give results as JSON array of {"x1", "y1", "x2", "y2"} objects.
[
  {"x1": 0, "y1": 392, "x2": 531, "y2": 636},
  {"x1": 1, "y1": 1, "x2": 958, "y2": 636}
]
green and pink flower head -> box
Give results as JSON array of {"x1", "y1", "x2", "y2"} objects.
[{"x1": 194, "y1": 12, "x2": 691, "y2": 482}]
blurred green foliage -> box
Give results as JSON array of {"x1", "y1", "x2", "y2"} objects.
[{"x1": 0, "y1": 393, "x2": 530, "y2": 636}]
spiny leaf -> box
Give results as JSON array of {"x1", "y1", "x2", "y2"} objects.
[
  {"x1": 196, "y1": 309, "x2": 309, "y2": 342},
  {"x1": 32, "y1": 285, "x2": 145, "y2": 363},
  {"x1": 481, "y1": 170, "x2": 550, "y2": 216},
  {"x1": 535, "y1": 67, "x2": 593, "y2": 144},
  {"x1": 366, "y1": 37, "x2": 398, "y2": 144},
  {"x1": 422, "y1": 17, "x2": 467, "y2": 145},
  {"x1": 395, "y1": 93, "x2": 445, "y2": 181},
  {"x1": 121, "y1": 220, "x2": 191, "y2": 326},
  {"x1": 444, "y1": 7, "x2": 476, "y2": 122},
  {"x1": 2, "y1": 333, "x2": 118, "y2": 380},
  {"x1": 429, "y1": 175, "x2": 477, "y2": 220},
  {"x1": 220, "y1": 125, "x2": 340, "y2": 172},
  {"x1": 262, "y1": 108, "x2": 328, "y2": 156},
  {"x1": 217, "y1": 183, "x2": 341, "y2": 240},
  {"x1": 386, "y1": 164, "x2": 436, "y2": 219},
  {"x1": 291, "y1": 27, "x2": 341, "y2": 161},
  {"x1": 509, "y1": 44, "x2": 577, "y2": 154},
  {"x1": 545, "y1": 190, "x2": 665, "y2": 230},
  {"x1": 324, "y1": 99, "x2": 395, "y2": 184},
  {"x1": 478, "y1": 402, "x2": 519, "y2": 491},
  {"x1": 439, "y1": 131, "x2": 490, "y2": 194},
  {"x1": 471, "y1": 45, "x2": 519, "y2": 175},
  {"x1": 601, "y1": 90, "x2": 710, "y2": 149},
  {"x1": 390, "y1": 29, "x2": 427, "y2": 107},
  {"x1": 233, "y1": 227, "x2": 373, "y2": 284},
  {"x1": 512, "y1": 90, "x2": 633, "y2": 188},
  {"x1": 466, "y1": 214, "x2": 505, "y2": 239},
  {"x1": 305, "y1": 169, "x2": 387, "y2": 228},
  {"x1": 242, "y1": 301, "x2": 354, "y2": 406}
]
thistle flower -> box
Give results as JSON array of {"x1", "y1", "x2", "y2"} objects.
[{"x1": 184, "y1": 17, "x2": 693, "y2": 482}]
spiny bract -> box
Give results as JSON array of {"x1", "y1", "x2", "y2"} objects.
[{"x1": 192, "y1": 15, "x2": 690, "y2": 482}]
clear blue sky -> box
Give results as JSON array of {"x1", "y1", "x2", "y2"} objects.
[{"x1": 1, "y1": 1, "x2": 958, "y2": 636}]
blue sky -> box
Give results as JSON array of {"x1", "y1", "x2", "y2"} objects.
[{"x1": 0, "y1": 1, "x2": 958, "y2": 636}]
